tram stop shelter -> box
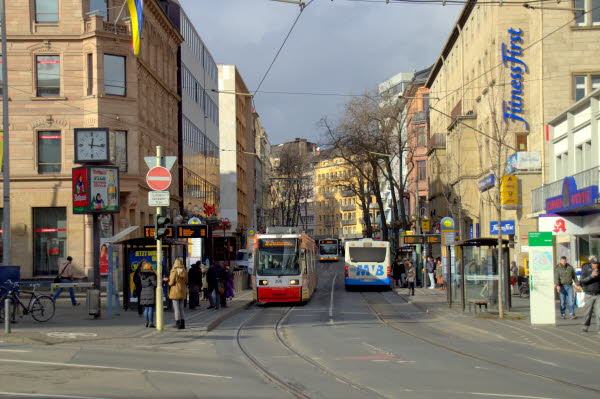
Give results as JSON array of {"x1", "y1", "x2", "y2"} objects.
[
  {"x1": 452, "y1": 238, "x2": 512, "y2": 313},
  {"x1": 113, "y1": 237, "x2": 189, "y2": 311}
]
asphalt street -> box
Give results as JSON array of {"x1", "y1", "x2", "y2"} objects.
[{"x1": 1, "y1": 260, "x2": 599, "y2": 399}]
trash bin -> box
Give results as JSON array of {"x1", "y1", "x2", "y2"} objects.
[{"x1": 87, "y1": 289, "x2": 101, "y2": 317}]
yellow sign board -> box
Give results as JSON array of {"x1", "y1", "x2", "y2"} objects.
[
  {"x1": 421, "y1": 219, "x2": 431, "y2": 232},
  {"x1": 501, "y1": 175, "x2": 518, "y2": 206}
]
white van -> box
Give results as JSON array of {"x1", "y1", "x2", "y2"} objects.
[{"x1": 235, "y1": 249, "x2": 251, "y2": 271}]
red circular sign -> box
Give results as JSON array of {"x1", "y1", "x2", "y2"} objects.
[{"x1": 146, "y1": 167, "x2": 172, "y2": 191}]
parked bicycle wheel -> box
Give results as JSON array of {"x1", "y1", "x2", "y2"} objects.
[{"x1": 30, "y1": 295, "x2": 55, "y2": 322}]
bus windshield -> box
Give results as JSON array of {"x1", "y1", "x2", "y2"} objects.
[
  {"x1": 256, "y1": 239, "x2": 300, "y2": 276},
  {"x1": 348, "y1": 247, "x2": 387, "y2": 263},
  {"x1": 319, "y1": 243, "x2": 338, "y2": 255}
]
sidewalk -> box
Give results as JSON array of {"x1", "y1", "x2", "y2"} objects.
[
  {"x1": 0, "y1": 290, "x2": 254, "y2": 347},
  {"x1": 393, "y1": 286, "x2": 600, "y2": 355}
]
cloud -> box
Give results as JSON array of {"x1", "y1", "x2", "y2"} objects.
[{"x1": 179, "y1": 0, "x2": 461, "y2": 144}]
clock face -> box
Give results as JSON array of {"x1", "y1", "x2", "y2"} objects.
[{"x1": 75, "y1": 129, "x2": 109, "y2": 163}]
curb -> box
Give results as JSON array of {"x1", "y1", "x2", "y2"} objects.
[{"x1": 205, "y1": 300, "x2": 255, "y2": 332}]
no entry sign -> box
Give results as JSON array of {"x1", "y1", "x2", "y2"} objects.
[{"x1": 146, "y1": 167, "x2": 172, "y2": 191}]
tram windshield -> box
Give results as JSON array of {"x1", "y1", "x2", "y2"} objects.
[
  {"x1": 319, "y1": 242, "x2": 338, "y2": 255},
  {"x1": 256, "y1": 239, "x2": 300, "y2": 276}
]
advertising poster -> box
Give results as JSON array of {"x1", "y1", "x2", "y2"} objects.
[
  {"x1": 99, "y1": 214, "x2": 113, "y2": 275},
  {"x1": 528, "y1": 232, "x2": 556, "y2": 325},
  {"x1": 90, "y1": 167, "x2": 119, "y2": 212},
  {"x1": 129, "y1": 247, "x2": 166, "y2": 302},
  {"x1": 72, "y1": 167, "x2": 89, "y2": 214}
]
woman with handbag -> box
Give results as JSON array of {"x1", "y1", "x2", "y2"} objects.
[{"x1": 168, "y1": 258, "x2": 188, "y2": 329}]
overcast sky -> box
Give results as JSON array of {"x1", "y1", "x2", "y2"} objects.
[{"x1": 179, "y1": 0, "x2": 461, "y2": 146}]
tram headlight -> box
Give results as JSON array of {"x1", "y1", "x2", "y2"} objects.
[
  {"x1": 289, "y1": 279, "x2": 299, "y2": 285},
  {"x1": 259, "y1": 280, "x2": 269, "y2": 286}
]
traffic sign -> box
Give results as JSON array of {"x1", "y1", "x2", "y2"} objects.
[
  {"x1": 146, "y1": 167, "x2": 172, "y2": 191},
  {"x1": 148, "y1": 191, "x2": 170, "y2": 206},
  {"x1": 144, "y1": 156, "x2": 177, "y2": 171}
]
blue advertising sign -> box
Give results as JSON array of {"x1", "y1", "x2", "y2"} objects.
[
  {"x1": 545, "y1": 176, "x2": 599, "y2": 213},
  {"x1": 501, "y1": 27, "x2": 530, "y2": 131},
  {"x1": 478, "y1": 174, "x2": 496, "y2": 192},
  {"x1": 490, "y1": 220, "x2": 516, "y2": 235}
]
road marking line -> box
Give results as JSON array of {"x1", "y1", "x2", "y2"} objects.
[
  {"x1": 527, "y1": 357, "x2": 559, "y2": 367},
  {"x1": 0, "y1": 349, "x2": 31, "y2": 353},
  {"x1": 0, "y1": 391, "x2": 113, "y2": 399},
  {"x1": 328, "y1": 272, "x2": 337, "y2": 324},
  {"x1": 0, "y1": 359, "x2": 232, "y2": 379},
  {"x1": 468, "y1": 393, "x2": 558, "y2": 399}
]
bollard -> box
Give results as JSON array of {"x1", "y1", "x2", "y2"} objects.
[{"x1": 4, "y1": 298, "x2": 10, "y2": 334}]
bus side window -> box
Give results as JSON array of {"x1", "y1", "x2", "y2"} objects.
[{"x1": 300, "y1": 248, "x2": 307, "y2": 274}]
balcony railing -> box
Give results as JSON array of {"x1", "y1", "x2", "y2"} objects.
[
  {"x1": 323, "y1": 191, "x2": 335, "y2": 199},
  {"x1": 411, "y1": 110, "x2": 429, "y2": 124},
  {"x1": 531, "y1": 166, "x2": 599, "y2": 213},
  {"x1": 341, "y1": 190, "x2": 354, "y2": 197},
  {"x1": 341, "y1": 204, "x2": 356, "y2": 211},
  {"x1": 84, "y1": 15, "x2": 131, "y2": 36},
  {"x1": 428, "y1": 133, "x2": 446, "y2": 149},
  {"x1": 342, "y1": 219, "x2": 357, "y2": 226}
]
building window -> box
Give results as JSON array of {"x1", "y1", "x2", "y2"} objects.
[
  {"x1": 516, "y1": 134, "x2": 528, "y2": 151},
  {"x1": 418, "y1": 161, "x2": 427, "y2": 181},
  {"x1": 86, "y1": 53, "x2": 93, "y2": 96},
  {"x1": 37, "y1": 131, "x2": 61, "y2": 174},
  {"x1": 35, "y1": 0, "x2": 59, "y2": 23},
  {"x1": 89, "y1": 0, "x2": 109, "y2": 21},
  {"x1": 33, "y1": 207, "x2": 67, "y2": 276},
  {"x1": 574, "y1": 73, "x2": 600, "y2": 101},
  {"x1": 104, "y1": 54, "x2": 126, "y2": 96},
  {"x1": 36, "y1": 55, "x2": 60, "y2": 97},
  {"x1": 574, "y1": 0, "x2": 600, "y2": 26},
  {"x1": 114, "y1": 130, "x2": 128, "y2": 172},
  {"x1": 417, "y1": 126, "x2": 427, "y2": 146},
  {"x1": 556, "y1": 152, "x2": 569, "y2": 180}
]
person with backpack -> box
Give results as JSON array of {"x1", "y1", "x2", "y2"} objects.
[
  {"x1": 138, "y1": 260, "x2": 157, "y2": 328},
  {"x1": 168, "y1": 258, "x2": 188, "y2": 329}
]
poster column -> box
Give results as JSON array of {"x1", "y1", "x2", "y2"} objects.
[{"x1": 528, "y1": 232, "x2": 556, "y2": 326}]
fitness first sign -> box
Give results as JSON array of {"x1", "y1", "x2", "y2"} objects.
[{"x1": 501, "y1": 28, "x2": 529, "y2": 131}]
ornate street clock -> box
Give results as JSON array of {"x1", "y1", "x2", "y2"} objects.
[{"x1": 74, "y1": 128, "x2": 113, "y2": 164}]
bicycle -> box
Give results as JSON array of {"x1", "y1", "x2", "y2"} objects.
[
  {"x1": 0, "y1": 280, "x2": 56, "y2": 322},
  {"x1": 519, "y1": 279, "x2": 530, "y2": 298}
]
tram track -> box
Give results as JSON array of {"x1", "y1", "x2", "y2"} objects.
[
  {"x1": 360, "y1": 291, "x2": 600, "y2": 395},
  {"x1": 235, "y1": 265, "x2": 389, "y2": 399}
]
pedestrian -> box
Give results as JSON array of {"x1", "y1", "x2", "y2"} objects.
[
  {"x1": 510, "y1": 261, "x2": 520, "y2": 296},
  {"x1": 168, "y1": 258, "x2": 188, "y2": 329},
  {"x1": 392, "y1": 255, "x2": 405, "y2": 288},
  {"x1": 425, "y1": 255, "x2": 436, "y2": 289},
  {"x1": 188, "y1": 261, "x2": 203, "y2": 310},
  {"x1": 224, "y1": 264, "x2": 235, "y2": 301},
  {"x1": 52, "y1": 256, "x2": 80, "y2": 306},
  {"x1": 133, "y1": 264, "x2": 143, "y2": 316},
  {"x1": 554, "y1": 256, "x2": 580, "y2": 319},
  {"x1": 435, "y1": 257, "x2": 444, "y2": 290},
  {"x1": 406, "y1": 261, "x2": 416, "y2": 296},
  {"x1": 201, "y1": 261, "x2": 210, "y2": 302},
  {"x1": 206, "y1": 261, "x2": 219, "y2": 309},
  {"x1": 217, "y1": 262, "x2": 229, "y2": 308},
  {"x1": 580, "y1": 260, "x2": 600, "y2": 333},
  {"x1": 139, "y1": 260, "x2": 157, "y2": 328}
]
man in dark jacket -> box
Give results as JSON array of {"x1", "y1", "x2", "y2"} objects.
[
  {"x1": 580, "y1": 260, "x2": 600, "y2": 333},
  {"x1": 425, "y1": 255, "x2": 436, "y2": 289},
  {"x1": 216, "y1": 263, "x2": 229, "y2": 308},
  {"x1": 188, "y1": 261, "x2": 203, "y2": 310},
  {"x1": 206, "y1": 262, "x2": 218, "y2": 309},
  {"x1": 392, "y1": 255, "x2": 406, "y2": 288},
  {"x1": 554, "y1": 256, "x2": 580, "y2": 319}
]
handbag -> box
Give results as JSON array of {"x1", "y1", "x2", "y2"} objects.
[
  {"x1": 53, "y1": 262, "x2": 69, "y2": 283},
  {"x1": 576, "y1": 291, "x2": 586, "y2": 308},
  {"x1": 218, "y1": 281, "x2": 225, "y2": 295}
]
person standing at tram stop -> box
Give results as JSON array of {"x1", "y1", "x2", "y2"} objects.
[
  {"x1": 206, "y1": 261, "x2": 219, "y2": 309},
  {"x1": 435, "y1": 257, "x2": 444, "y2": 290},
  {"x1": 188, "y1": 261, "x2": 203, "y2": 310},
  {"x1": 554, "y1": 256, "x2": 580, "y2": 320},
  {"x1": 406, "y1": 261, "x2": 417, "y2": 296},
  {"x1": 580, "y1": 260, "x2": 600, "y2": 333},
  {"x1": 52, "y1": 256, "x2": 80, "y2": 306},
  {"x1": 139, "y1": 260, "x2": 157, "y2": 328},
  {"x1": 424, "y1": 255, "x2": 436, "y2": 289},
  {"x1": 168, "y1": 258, "x2": 188, "y2": 329},
  {"x1": 510, "y1": 261, "x2": 520, "y2": 296},
  {"x1": 392, "y1": 255, "x2": 405, "y2": 288}
]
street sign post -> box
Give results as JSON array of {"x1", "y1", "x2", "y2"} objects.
[
  {"x1": 146, "y1": 167, "x2": 171, "y2": 191},
  {"x1": 148, "y1": 191, "x2": 170, "y2": 206}
]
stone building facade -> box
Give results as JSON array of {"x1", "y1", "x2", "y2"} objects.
[
  {"x1": 426, "y1": 1, "x2": 600, "y2": 262},
  {"x1": 0, "y1": 0, "x2": 182, "y2": 277}
]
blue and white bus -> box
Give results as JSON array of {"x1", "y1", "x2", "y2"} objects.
[{"x1": 344, "y1": 239, "x2": 391, "y2": 290}]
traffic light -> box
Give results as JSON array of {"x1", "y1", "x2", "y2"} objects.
[{"x1": 155, "y1": 214, "x2": 171, "y2": 240}]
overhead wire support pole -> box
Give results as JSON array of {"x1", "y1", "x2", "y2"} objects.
[
  {"x1": 155, "y1": 145, "x2": 164, "y2": 331},
  {"x1": 1, "y1": 0, "x2": 10, "y2": 266}
]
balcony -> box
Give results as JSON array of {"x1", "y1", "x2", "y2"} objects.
[
  {"x1": 84, "y1": 15, "x2": 131, "y2": 36},
  {"x1": 531, "y1": 167, "x2": 599, "y2": 213},
  {"x1": 323, "y1": 191, "x2": 335, "y2": 199},
  {"x1": 342, "y1": 219, "x2": 357, "y2": 226},
  {"x1": 428, "y1": 133, "x2": 446, "y2": 150},
  {"x1": 341, "y1": 190, "x2": 354, "y2": 197},
  {"x1": 411, "y1": 110, "x2": 429, "y2": 124},
  {"x1": 341, "y1": 204, "x2": 356, "y2": 211}
]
